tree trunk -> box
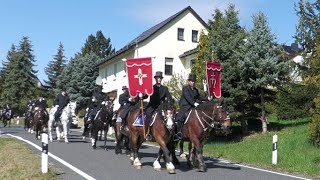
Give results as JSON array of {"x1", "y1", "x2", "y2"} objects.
[
  {"x1": 240, "y1": 119, "x2": 248, "y2": 135},
  {"x1": 260, "y1": 88, "x2": 268, "y2": 133}
]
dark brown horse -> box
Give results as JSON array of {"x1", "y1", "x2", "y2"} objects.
[
  {"x1": 91, "y1": 100, "x2": 114, "y2": 150},
  {"x1": 33, "y1": 108, "x2": 48, "y2": 140},
  {"x1": 1, "y1": 109, "x2": 12, "y2": 127},
  {"x1": 177, "y1": 101, "x2": 231, "y2": 172},
  {"x1": 127, "y1": 101, "x2": 177, "y2": 174},
  {"x1": 114, "y1": 108, "x2": 131, "y2": 155}
]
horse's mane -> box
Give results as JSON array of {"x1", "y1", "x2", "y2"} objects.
[{"x1": 196, "y1": 101, "x2": 215, "y2": 111}]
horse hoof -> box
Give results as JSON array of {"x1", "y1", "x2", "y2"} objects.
[
  {"x1": 115, "y1": 149, "x2": 122, "y2": 154},
  {"x1": 168, "y1": 169, "x2": 176, "y2": 174},
  {"x1": 180, "y1": 153, "x2": 187, "y2": 160},
  {"x1": 135, "y1": 165, "x2": 141, "y2": 170},
  {"x1": 199, "y1": 166, "x2": 207, "y2": 172},
  {"x1": 92, "y1": 145, "x2": 96, "y2": 149}
]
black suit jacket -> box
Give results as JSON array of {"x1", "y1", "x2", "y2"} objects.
[
  {"x1": 119, "y1": 90, "x2": 131, "y2": 106},
  {"x1": 54, "y1": 93, "x2": 70, "y2": 110},
  {"x1": 147, "y1": 84, "x2": 173, "y2": 109},
  {"x1": 179, "y1": 85, "x2": 207, "y2": 107}
]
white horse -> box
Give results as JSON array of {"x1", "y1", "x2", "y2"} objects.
[{"x1": 48, "y1": 102, "x2": 76, "y2": 143}]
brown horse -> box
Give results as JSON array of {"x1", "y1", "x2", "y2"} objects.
[
  {"x1": 127, "y1": 101, "x2": 177, "y2": 174},
  {"x1": 177, "y1": 101, "x2": 231, "y2": 172},
  {"x1": 114, "y1": 107, "x2": 131, "y2": 155},
  {"x1": 33, "y1": 108, "x2": 48, "y2": 140}
]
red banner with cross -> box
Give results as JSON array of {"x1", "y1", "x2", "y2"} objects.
[
  {"x1": 126, "y1": 57, "x2": 153, "y2": 98},
  {"x1": 206, "y1": 62, "x2": 221, "y2": 98}
]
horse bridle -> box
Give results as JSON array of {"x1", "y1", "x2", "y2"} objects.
[{"x1": 196, "y1": 105, "x2": 230, "y2": 131}]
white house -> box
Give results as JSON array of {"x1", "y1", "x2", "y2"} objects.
[{"x1": 96, "y1": 6, "x2": 208, "y2": 110}]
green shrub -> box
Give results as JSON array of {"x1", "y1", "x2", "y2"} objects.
[
  {"x1": 275, "y1": 84, "x2": 316, "y2": 120},
  {"x1": 308, "y1": 92, "x2": 320, "y2": 146}
]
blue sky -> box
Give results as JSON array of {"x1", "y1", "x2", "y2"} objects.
[{"x1": 0, "y1": 0, "x2": 302, "y2": 82}]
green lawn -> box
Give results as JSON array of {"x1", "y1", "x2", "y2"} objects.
[
  {"x1": 202, "y1": 117, "x2": 319, "y2": 178},
  {"x1": 0, "y1": 138, "x2": 56, "y2": 180}
]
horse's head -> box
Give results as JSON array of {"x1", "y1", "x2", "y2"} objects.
[
  {"x1": 197, "y1": 100, "x2": 231, "y2": 133},
  {"x1": 213, "y1": 101, "x2": 232, "y2": 132},
  {"x1": 34, "y1": 108, "x2": 46, "y2": 122},
  {"x1": 161, "y1": 100, "x2": 176, "y2": 130},
  {"x1": 103, "y1": 99, "x2": 114, "y2": 116}
]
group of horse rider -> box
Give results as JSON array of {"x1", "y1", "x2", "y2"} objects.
[
  {"x1": 114, "y1": 71, "x2": 210, "y2": 141},
  {"x1": 23, "y1": 87, "x2": 71, "y2": 129}
]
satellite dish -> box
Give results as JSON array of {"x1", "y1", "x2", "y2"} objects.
[{"x1": 95, "y1": 76, "x2": 102, "y2": 85}]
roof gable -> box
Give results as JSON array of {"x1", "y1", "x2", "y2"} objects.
[{"x1": 96, "y1": 6, "x2": 207, "y2": 66}]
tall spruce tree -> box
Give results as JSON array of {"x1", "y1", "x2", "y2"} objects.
[
  {"x1": 81, "y1": 30, "x2": 115, "y2": 58},
  {"x1": 238, "y1": 12, "x2": 289, "y2": 133},
  {"x1": 45, "y1": 42, "x2": 67, "y2": 90},
  {"x1": 1, "y1": 37, "x2": 37, "y2": 113}
]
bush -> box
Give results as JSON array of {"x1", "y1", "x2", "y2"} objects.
[
  {"x1": 275, "y1": 84, "x2": 317, "y2": 120},
  {"x1": 308, "y1": 92, "x2": 320, "y2": 146}
]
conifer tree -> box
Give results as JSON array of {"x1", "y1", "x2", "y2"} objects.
[
  {"x1": 45, "y1": 42, "x2": 67, "y2": 90},
  {"x1": 239, "y1": 12, "x2": 289, "y2": 133}
]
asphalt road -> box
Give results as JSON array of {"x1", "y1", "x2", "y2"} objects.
[{"x1": 0, "y1": 126, "x2": 311, "y2": 180}]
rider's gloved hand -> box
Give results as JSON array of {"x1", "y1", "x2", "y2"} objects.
[{"x1": 194, "y1": 102, "x2": 199, "y2": 107}]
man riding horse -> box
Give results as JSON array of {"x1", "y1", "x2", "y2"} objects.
[
  {"x1": 87, "y1": 85, "x2": 108, "y2": 126},
  {"x1": 144, "y1": 71, "x2": 173, "y2": 141},
  {"x1": 174, "y1": 74, "x2": 210, "y2": 141},
  {"x1": 54, "y1": 87, "x2": 70, "y2": 124},
  {"x1": 116, "y1": 85, "x2": 137, "y2": 129},
  {"x1": 35, "y1": 94, "x2": 49, "y2": 121}
]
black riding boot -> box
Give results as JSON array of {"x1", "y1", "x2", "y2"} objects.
[
  {"x1": 145, "y1": 119, "x2": 152, "y2": 141},
  {"x1": 173, "y1": 121, "x2": 183, "y2": 141}
]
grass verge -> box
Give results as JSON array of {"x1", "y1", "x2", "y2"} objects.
[
  {"x1": 202, "y1": 117, "x2": 319, "y2": 178},
  {"x1": 0, "y1": 137, "x2": 56, "y2": 180}
]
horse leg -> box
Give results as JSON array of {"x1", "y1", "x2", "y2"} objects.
[
  {"x1": 154, "y1": 134, "x2": 175, "y2": 174},
  {"x1": 153, "y1": 149, "x2": 163, "y2": 171},
  {"x1": 63, "y1": 121, "x2": 69, "y2": 143},
  {"x1": 104, "y1": 128, "x2": 107, "y2": 151},
  {"x1": 124, "y1": 136, "x2": 131, "y2": 156},
  {"x1": 130, "y1": 132, "x2": 141, "y2": 169},
  {"x1": 99, "y1": 130, "x2": 102, "y2": 141},
  {"x1": 91, "y1": 127, "x2": 98, "y2": 149},
  {"x1": 187, "y1": 141, "x2": 193, "y2": 167},
  {"x1": 179, "y1": 140, "x2": 187, "y2": 160},
  {"x1": 193, "y1": 140, "x2": 206, "y2": 172},
  {"x1": 168, "y1": 141, "x2": 180, "y2": 165},
  {"x1": 48, "y1": 122, "x2": 53, "y2": 142}
]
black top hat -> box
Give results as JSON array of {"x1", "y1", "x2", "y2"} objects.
[
  {"x1": 188, "y1": 74, "x2": 196, "y2": 81},
  {"x1": 122, "y1": 86, "x2": 128, "y2": 90},
  {"x1": 154, "y1": 71, "x2": 163, "y2": 78}
]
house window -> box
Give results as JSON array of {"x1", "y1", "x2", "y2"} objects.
[
  {"x1": 114, "y1": 63, "x2": 117, "y2": 77},
  {"x1": 192, "y1": 30, "x2": 198, "y2": 42},
  {"x1": 165, "y1": 58, "x2": 173, "y2": 75},
  {"x1": 190, "y1": 59, "x2": 196, "y2": 68},
  {"x1": 104, "y1": 68, "x2": 108, "y2": 78},
  {"x1": 177, "y1": 28, "x2": 184, "y2": 41}
]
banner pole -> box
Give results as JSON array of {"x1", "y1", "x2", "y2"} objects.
[{"x1": 139, "y1": 93, "x2": 146, "y2": 139}]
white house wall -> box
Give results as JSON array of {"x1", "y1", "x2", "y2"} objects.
[{"x1": 99, "y1": 9, "x2": 207, "y2": 110}]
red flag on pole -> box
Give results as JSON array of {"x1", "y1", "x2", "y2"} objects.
[
  {"x1": 206, "y1": 62, "x2": 221, "y2": 98},
  {"x1": 126, "y1": 57, "x2": 153, "y2": 97}
]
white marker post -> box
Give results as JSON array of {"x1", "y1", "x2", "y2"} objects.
[
  {"x1": 272, "y1": 134, "x2": 278, "y2": 165},
  {"x1": 42, "y1": 133, "x2": 48, "y2": 173}
]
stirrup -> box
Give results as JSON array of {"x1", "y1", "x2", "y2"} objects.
[
  {"x1": 173, "y1": 134, "x2": 181, "y2": 142},
  {"x1": 146, "y1": 134, "x2": 152, "y2": 141}
]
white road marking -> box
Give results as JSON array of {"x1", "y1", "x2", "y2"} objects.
[{"x1": 6, "y1": 134, "x2": 96, "y2": 180}]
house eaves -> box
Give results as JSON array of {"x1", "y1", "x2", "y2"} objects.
[{"x1": 96, "y1": 6, "x2": 208, "y2": 67}]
